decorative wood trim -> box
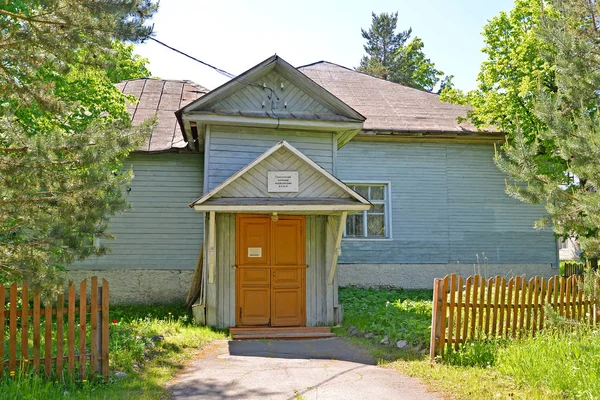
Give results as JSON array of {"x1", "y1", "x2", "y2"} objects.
[
  {"x1": 328, "y1": 212, "x2": 347, "y2": 285},
  {"x1": 183, "y1": 113, "x2": 363, "y2": 132},
  {"x1": 194, "y1": 204, "x2": 369, "y2": 212}
]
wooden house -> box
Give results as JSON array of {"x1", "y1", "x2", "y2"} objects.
[{"x1": 69, "y1": 56, "x2": 558, "y2": 328}]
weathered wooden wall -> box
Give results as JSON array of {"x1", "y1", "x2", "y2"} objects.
[
  {"x1": 72, "y1": 153, "x2": 204, "y2": 271},
  {"x1": 336, "y1": 141, "x2": 557, "y2": 265},
  {"x1": 205, "y1": 126, "x2": 335, "y2": 191}
]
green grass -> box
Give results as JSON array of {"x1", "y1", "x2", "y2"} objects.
[
  {"x1": 0, "y1": 303, "x2": 226, "y2": 399},
  {"x1": 338, "y1": 287, "x2": 432, "y2": 346},
  {"x1": 338, "y1": 286, "x2": 600, "y2": 400}
]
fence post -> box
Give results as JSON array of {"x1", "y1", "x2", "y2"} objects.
[
  {"x1": 430, "y1": 278, "x2": 443, "y2": 362},
  {"x1": 96, "y1": 285, "x2": 103, "y2": 375}
]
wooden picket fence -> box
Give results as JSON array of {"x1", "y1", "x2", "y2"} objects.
[
  {"x1": 563, "y1": 262, "x2": 585, "y2": 277},
  {"x1": 1, "y1": 277, "x2": 109, "y2": 380},
  {"x1": 430, "y1": 274, "x2": 598, "y2": 361}
]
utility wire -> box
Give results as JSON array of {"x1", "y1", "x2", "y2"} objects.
[
  {"x1": 147, "y1": 36, "x2": 280, "y2": 101},
  {"x1": 147, "y1": 37, "x2": 236, "y2": 79}
]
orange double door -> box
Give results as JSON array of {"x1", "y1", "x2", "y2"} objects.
[{"x1": 236, "y1": 214, "x2": 306, "y2": 327}]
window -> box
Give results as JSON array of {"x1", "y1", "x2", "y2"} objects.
[{"x1": 344, "y1": 183, "x2": 390, "y2": 239}]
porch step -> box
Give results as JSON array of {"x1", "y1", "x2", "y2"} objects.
[{"x1": 230, "y1": 327, "x2": 335, "y2": 340}]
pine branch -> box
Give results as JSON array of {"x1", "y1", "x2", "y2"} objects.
[{"x1": 0, "y1": 9, "x2": 67, "y2": 26}]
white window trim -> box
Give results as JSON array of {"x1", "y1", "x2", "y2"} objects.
[{"x1": 342, "y1": 181, "x2": 393, "y2": 240}]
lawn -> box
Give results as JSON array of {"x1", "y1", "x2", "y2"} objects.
[
  {"x1": 337, "y1": 286, "x2": 600, "y2": 400},
  {"x1": 0, "y1": 303, "x2": 226, "y2": 400}
]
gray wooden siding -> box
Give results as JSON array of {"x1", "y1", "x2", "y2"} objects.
[
  {"x1": 209, "y1": 214, "x2": 330, "y2": 328},
  {"x1": 72, "y1": 153, "x2": 204, "y2": 270},
  {"x1": 212, "y1": 213, "x2": 236, "y2": 328},
  {"x1": 336, "y1": 141, "x2": 557, "y2": 265},
  {"x1": 206, "y1": 126, "x2": 334, "y2": 191},
  {"x1": 306, "y1": 215, "x2": 328, "y2": 326}
]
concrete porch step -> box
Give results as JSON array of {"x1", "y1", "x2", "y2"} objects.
[{"x1": 230, "y1": 326, "x2": 335, "y2": 340}]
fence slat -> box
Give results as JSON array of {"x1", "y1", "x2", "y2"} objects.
[
  {"x1": 0, "y1": 285, "x2": 4, "y2": 377},
  {"x1": 484, "y1": 278, "x2": 493, "y2": 335},
  {"x1": 478, "y1": 276, "x2": 485, "y2": 333},
  {"x1": 470, "y1": 275, "x2": 479, "y2": 339},
  {"x1": 537, "y1": 278, "x2": 545, "y2": 333},
  {"x1": 577, "y1": 276, "x2": 583, "y2": 321},
  {"x1": 498, "y1": 277, "x2": 506, "y2": 336},
  {"x1": 559, "y1": 277, "x2": 565, "y2": 316},
  {"x1": 101, "y1": 279, "x2": 110, "y2": 381},
  {"x1": 492, "y1": 276, "x2": 501, "y2": 336},
  {"x1": 512, "y1": 277, "x2": 520, "y2": 337},
  {"x1": 67, "y1": 282, "x2": 75, "y2": 377},
  {"x1": 44, "y1": 303, "x2": 52, "y2": 379},
  {"x1": 565, "y1": 277, "x2": 572, "y2": 320},
  {"x1": 430, "y1": 279, "x2": 442, "y2": 360},
  {"x1": 439, "y1": 276, "x2": 449, "y2": 356},
  {"x1": 447, "y1": 274, "x2": 456, "y2": 353},
  {"x1": 505, "y1": 278, "x2": 513, "y2": 337},
  {"x1": 91, "y1": 277, "x2": 99, "y2": 375},
  {"x1": 526, "y1": 278, "x2": 534, "y2": 332},
  {"x1": 519, "y1": 277, "x2": 526, "y2": 335},
  {"x1": 9, "y1": 283, "x2": 17, "y2": 373},
  {"x1": 462, "y1": 276, "x2": 472, "y2": 342},
  {"x1": 56, "y1": 291, "x2": 64, "y2": 378},
  {"x1": 33, "y1": 287, "x2": 41, "y2": 371},
  {"x1": 454, "y1": 276, "x2": 463, "y2": 351},
  {"x1": 21, "y1": 281, "x2": 29, "y2": 365},
  {"x1": 79, "y1": 280, "x2": 87, "y2": 380}
]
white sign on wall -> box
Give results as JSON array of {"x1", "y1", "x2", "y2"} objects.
[
  {"x1": 268, "y1": 171, "x2": 299, "y2": 193},
  {"x1": 247, "y1": 247, "x2": 262, "y2": 258}
]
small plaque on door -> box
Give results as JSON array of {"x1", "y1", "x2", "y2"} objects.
[{"x1": 248, "y1": 247, "x2": 262, "y2": 258}]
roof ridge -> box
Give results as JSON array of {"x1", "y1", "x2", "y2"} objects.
[{"x1": 298, "y1": 61, "x2": 442, "y2": 97}]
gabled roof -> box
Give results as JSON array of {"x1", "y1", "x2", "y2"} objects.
[
  {"x1": 298, "y1": 61, "x2": 496, "y2": 135},
  {"x1": 190, "y1": 140, "x2": 371, "y2": 213},
  {"x1": 178, "y1": 55, "x2": 365, "y2": 123},
  {"x1": 116, "y1": 78, "x2": 209, "y2": 152}
]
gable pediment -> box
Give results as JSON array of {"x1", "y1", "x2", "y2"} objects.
[
  {"x1": 180, "y1": 56, "x2": 365, "y2": 123},
  {"x1": 190, "y1": 141, "x2": 371, "y2": 213}
]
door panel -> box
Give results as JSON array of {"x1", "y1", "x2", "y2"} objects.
[
  {"x1": 236, "y1": 214, "x2": 305, "y2": 327},
  {"x1": 237, "y1": 217, "x2": 270, "y2": 266},
  {"x1": 272, "y1": 217, "x2": 305, "y2": 265},
  {"x1": 237, "y1": 266, "x2": 270, "y2": 326},
  {"x1": 271, "y1": 266, "x2": 305, "y2": 327},
  {"x1": 239, "y1": 286, "x2": 270, "y2": 326}
]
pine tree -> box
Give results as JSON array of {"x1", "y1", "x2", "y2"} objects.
[
  {"x1": 357, "y1": 12, "x2": 447, "y2": 92},
  {"x1": 0, "y1": 1, "x2": 157, "y2": 290},
  {"x1": 494, "y1": 0, "x2": 600, "y2": 259}
]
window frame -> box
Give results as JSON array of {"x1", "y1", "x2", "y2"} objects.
[{"x1": 343, "y1": 181, "x2": 392, "y2": 240}]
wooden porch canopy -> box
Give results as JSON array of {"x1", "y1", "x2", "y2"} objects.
[
  {"x1": 189, "y1": 140, "x2": 371, "y2": 214},
  {"x1": 189, "y1": 140, "x2": 371, "y2": 288}
]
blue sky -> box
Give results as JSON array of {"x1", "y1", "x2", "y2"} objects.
[{"x1": 135, "y1": 0, "x2": 514, "y2": 91}]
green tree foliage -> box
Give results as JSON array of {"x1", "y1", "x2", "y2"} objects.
[
  {"x1": 443, "y1": 0, "x2": 600, "y2": 258},
  {"x1": 357, "y1": 12, "x2": 449, "y2": 92},
  {"x1": 440, "y1": 0, "x2": 554, "y2": 140},
  {"x1": 0, "y1": 1, "x2": 157, "y2": 290}
]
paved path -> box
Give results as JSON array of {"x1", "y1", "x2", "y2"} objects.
[{"x1": 168, "y1": 338, "x2": 443, "y2": 400}]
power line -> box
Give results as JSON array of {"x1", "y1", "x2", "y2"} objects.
[
  {"x1": 147, "y1": 37, "x2": 236, "y2": 79},
  {"x1": 147, "y1": 36, "x2": 280, "y2": 102}
]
